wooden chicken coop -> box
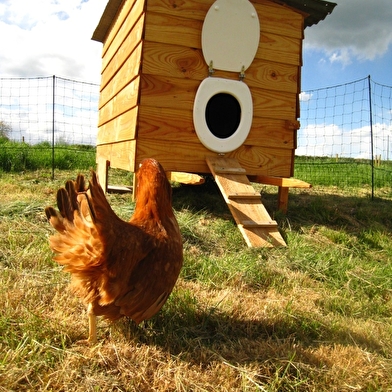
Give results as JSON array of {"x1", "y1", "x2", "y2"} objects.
[{"x1": 92, "y1": 0, "x2": 336, "y2": 247}]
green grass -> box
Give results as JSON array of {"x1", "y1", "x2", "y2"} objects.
[
  {"x1": 0, "y1": 138, "x2": 95, "y2": 171},
  {"x1": 1, "y1": 167, "x2": 391, "y2": 391},
  {"x1": 295, "y1": 156, "x2": 392, "y2": 198}
]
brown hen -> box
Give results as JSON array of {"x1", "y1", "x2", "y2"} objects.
[{"x1": 45, "y1": 158, "x2": 183, "y2": 343}]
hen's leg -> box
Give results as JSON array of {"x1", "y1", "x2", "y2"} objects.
[{"x1": 87, "y1": 303, "x2": 97, "y2": 344}]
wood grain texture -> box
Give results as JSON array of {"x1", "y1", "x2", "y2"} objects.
[
  {"x1": 96, "y1": 141, "x2": 137, "y2": 172},
  {"x1": 101, "y1": 16, "x2": 145, "y2": 90},
  {"x1": 245, "y1": 59, "x2": 299, "y2": 93},
  {"x1": 100, "y1": 42, "x2": 143, "y2": 109},
  {"x1": 98, "y1": 77, "x2": 140, "y2": 127},
  {"x1": 146, "y1": 0, "x2": 211, "y2": 21},
  {"x1": 97, "y1": 106, "x2": 139, "y2": 144},
  {"x1": 135, "y1": 139, "x2": 294, "y2": 177},
  {"x1": 142, "y1": 41, "x2": 206, "y2": 81},
  {"x1": 137, "y1": 105, "x2": 297, "y2": 149},
  {"x1": 254, "y1": 1, "x2": 304, "y2": 39},
  {"x1": 142, "y1": 41, "x2": 299, "y2": 93},
  {"x1": 256, "y1": 32, "x2": 302, "y2": 66},
  {"x1": 139, "y1": 74, "x2": 297, "y2": 121},
  {"x1": 137, "y1": 106, "x2": 197, "y2": 143},
  {"x1": 144, "y1": 11, "x2": 203, "y2": 49},
  {"x1": 102, "y1": 0, "x2": 144, "y2": 58},
  {"x1": 139, "y1": 74, "x2": 197, "y2": 112},
  {"x1": 252, "y1": 88, "x2": 297, "y2": 120}
]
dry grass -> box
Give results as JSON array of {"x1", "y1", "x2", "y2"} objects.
[{"x1": 0, "y1": 169, "x2": 391, "y2": 391}]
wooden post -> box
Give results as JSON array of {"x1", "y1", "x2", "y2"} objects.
[
  {"x1": 249, "y1": 175, "x2": 312, "y2": 213},
  {"x1": 277, "y1": 187, "x2": 290, "y2": 213},
  {"x1": 96, "y1": 159, "x2": 110, "y2": 193}
]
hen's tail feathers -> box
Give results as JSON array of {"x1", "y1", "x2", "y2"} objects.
[
  {"x1": 45, "y1": 206, "x2": 66, "y2": 233},
  {"x1": 87, "y1": 170, "x2": 117, "y2": 226},
  {"x1": 45, "y1": 171, "x2": 117, "y2": 235},
  {"x1": 45, "y1": 174, "x2": 89, "y2": 232}
]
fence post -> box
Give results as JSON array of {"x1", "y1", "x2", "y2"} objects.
[
  {"x1": 52, "y1": 75, "x2": 55, "y2": 180},
  {"x1": 368, "y1": 75, "x2": 374, "y2": 200}
]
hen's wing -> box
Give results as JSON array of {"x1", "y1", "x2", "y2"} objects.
[{"x1": 45, "y1": 172, "x2": 154, "y2": 310}]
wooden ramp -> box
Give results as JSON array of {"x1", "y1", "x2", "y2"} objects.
[{"x1": 206, "y1": 157, "x2": 286, "y2": 248}]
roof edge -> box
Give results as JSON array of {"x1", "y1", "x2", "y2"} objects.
[
  {"x1": 275, "y1": 0, "x2": 337, "y2": 28},
  {"x1": 91, "y1": 0, "x2": 124, "y2": 43}
]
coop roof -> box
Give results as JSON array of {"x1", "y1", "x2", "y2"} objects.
[
  {"x1": 276, "y1": 0, "x2": 337, "y2": 27},
  {"x1": 92, "y1": 0, "x2": 337, "y2": 43}
]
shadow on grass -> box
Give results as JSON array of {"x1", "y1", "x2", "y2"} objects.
[
  {"x1": 265, "y1": 190, "x2": 392, "y2": 234},
  {"x1": 112, "y1": 299, "x2": 385, "y2": 371},
  {"x1": 172, "y1": 177, "x2": 392, "y2": 240}
]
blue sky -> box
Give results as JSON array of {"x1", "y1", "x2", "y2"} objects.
[
  {"x1": 300, "y1": 0, "x2": 392, "y2": 159},
  {"x1": 302, "y1": 0, "x2": 392, "y2": 90}
]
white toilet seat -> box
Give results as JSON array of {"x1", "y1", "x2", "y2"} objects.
[
  {"x1": 192, "y1": 0, "x2": 260, "y2": 153},
  {"x1": 193, "y1": 77, "x2": 253, "y2": 153},
  {"x1": 202, "y1": 0, "x2": 260, "y2": 73}
]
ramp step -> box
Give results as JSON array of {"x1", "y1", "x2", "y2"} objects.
[
  {"x1": 213, "y1": 167, "x2": 247, "y2": 174},
  {"x1": 228, "y1": 193, "x2": 260, "y2": 200},
  {"x1": 206, "y1": 156, "x2": 287, "y2": 248},
  {"x1": 241, "y1": 220, "x2": 278, "y2": 228}
]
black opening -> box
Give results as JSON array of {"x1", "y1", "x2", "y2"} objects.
[{"x1": 205, "y1": 93, "x2": 241, "y2": 139}]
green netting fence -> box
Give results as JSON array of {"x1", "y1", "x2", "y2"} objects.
[
  {"x1": 296, "y1": 75, "x2": 392, "y2": 198},
  {"x1": 1, "y1": 75, "x2": 391, "y2": 198}
]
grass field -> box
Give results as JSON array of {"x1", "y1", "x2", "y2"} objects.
[{"x1": 0, "y1": 167, "x2": 392, "y2": 391}]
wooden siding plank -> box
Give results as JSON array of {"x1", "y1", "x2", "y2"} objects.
[
  {"x1": 246, "y1": 117, "x2": 297, "y2": 149},
  {"x1": 98, "y1": 77, "x2": 140, "y2": 127},
  {"x1": 257, "y1": 32, "x2": 302, "y2": 66},
  {"x1": 252, "y1": 88, "x2": 297, "y2": 120},
  {"x1": 146, "y1": 0, "x2": 303, "y2": 39},
  {"x1": 142, "y1": 41, "x2": 206, "y2": 81},
  {"x1": 97, "y1": 106, "x2": 139, "y2": 145},
  {"x1": 140, "y1": 74, "x2": 296, "y2": 120},
  {"x1": 254, "y1": 1, "x2": 304, "y2": 39},
  {"x1": 144, "y1": 11, "x2": 203, "y2": 49},
  {"x1": 101, "y1": 15, "x2": 145, "y2": 90},
  {"x1": 231, "y1": 145, "x2": 293, "y2": 177},
  {"x1": 96, "y1": 141, "x2": 137, "y2": 172},
  {"x1": 137, "y1": 105, "x2": 297, "y2": 149},
  {"x1": 102, "y1": 0, "x2": 145, "y2": 61},
  {"x1": 100, "y1": 41, "x2": 143, "y2": 109},
  {"x1": 101, "y1": 0, "x2": 137, "y2": 56},
  {"x1": 137, "y1": 106, "x2": 196, "y2": 143},
  {"x1": 246, "y1": 59, "x2": 299, "y2": 93},
  {"x1": 135, "y1": 139, "x2": 293, "y2": 177},
  {"x1": 143, "y1": 12, "x2": 301, "y2": 65},
  {"x1": 139, "y1": 74, "x2": 197, "y2": 112},
  {"x1": 146, "y1": 0, "x2": 211, "y2": 21},
  {"x1": 141, "y1": 41, "x2": 299, "y2": 93}
]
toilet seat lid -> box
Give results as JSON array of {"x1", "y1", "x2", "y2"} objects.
[{"x1": 202, "y1": 0, "x2": 260, "y2": 73}]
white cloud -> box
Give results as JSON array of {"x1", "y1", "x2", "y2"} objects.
[
  {"x1": 328, "y1": 49, "x2": 352, "y2": 67},
  {"x1": 0, "y1": 0, "x2": 107, "y2": 82},
  {"x1": 299, "y1": 92, "x2": 313, "y2": 102},
  {"x1": 297, "y1": 122, "x2": 392, "y2": 160},
  {"x1": 304, "y1": 0, "x2": 392, "y2": 66}
]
